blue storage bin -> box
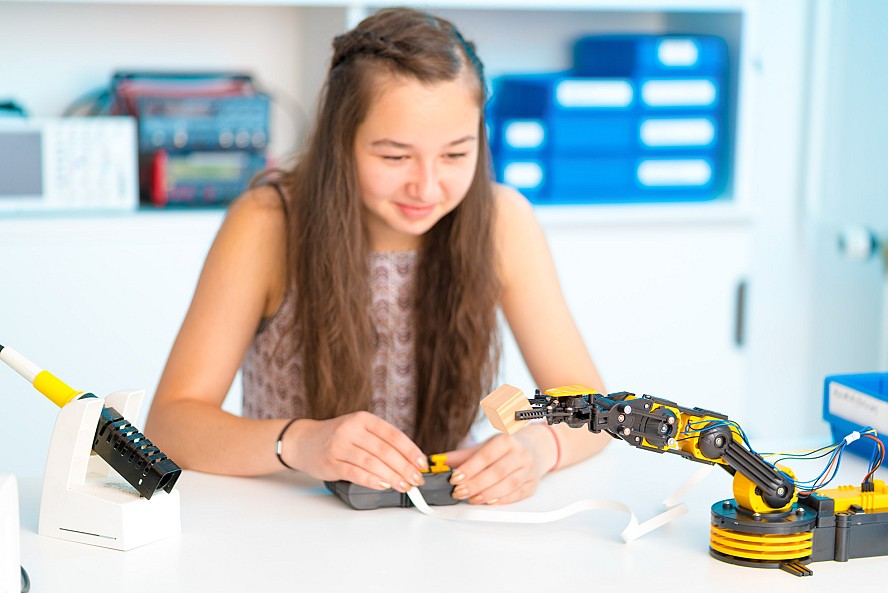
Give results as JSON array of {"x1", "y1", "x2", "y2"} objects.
[
  {"x1": 488, "y1": 33, "x2": 730, "y2": 204},
  {"x1": 495, "y1": 154, "x2": 547, "y2": 202},
  {"x1": 638, "y1": 116, "x2": 719, "y2": 151},
  {"x1": 490, "y1": 74, "x2": 637, "y2": 154},
  {"x1": 495, "y1": 115, "x2": 638, "y2": 154},
  {"x1": 638, "y1": 77, "x2": 722, "y2": 112},
  {"x1": 823, "y1": 373, "x2": 888, "y2": 460},
  {"x1": 573, "y1": 35, "x2": 727, "y2": 77},
  {"x1": 494, "y1": 155, "x2": 723, "y2": 204},
  {"x1": 548, "y1": 157, "x2": 635, "y2": 198}
]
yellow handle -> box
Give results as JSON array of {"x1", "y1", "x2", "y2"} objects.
[{"x1": 32, "y1": 370, "x2": 82, "y2": 407}]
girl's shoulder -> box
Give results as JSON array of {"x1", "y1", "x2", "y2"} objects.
[
  {"x1": 491, "y1": 182, "x2": 549, "y2": 289},
  {"x1": 219, "y1": 185, "x2": 290, "y2": 317},
  {"x1": 223, "y1": 185, "x2": 289, "y2": 251},
  {"x1": 227, "y1": 184, "x2": 289, "y2": 224},
  {"x1": 492, "y1": 182, "x2": 540, "y2": 242}
]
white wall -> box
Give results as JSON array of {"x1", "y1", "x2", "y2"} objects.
[
  {"x1": 804, "y1": 0, "x2": 887, "y2": 384},
  {"x1": 0, "y1": 213, "x2": 227, "y2": 476}
]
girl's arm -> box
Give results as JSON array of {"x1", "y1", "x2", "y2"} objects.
[
  {"x1": 145, "y1": 187, "x2": 301, "y2": 476},
  {"x1": 145, "y1": 188, "x2": 428, "y2": 489},
  {"x1": 443, "y1": 185, "x2": 608, "y2": 505},
  {"x1": 495, "y1": 184, "x2": 610, "y2": 469}
]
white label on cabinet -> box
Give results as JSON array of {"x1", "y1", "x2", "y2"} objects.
[
  {"x1": 555, "y1": 80, "x2": 633, "y2": 108},
  {"x1": 504, "y1": 162, "x2": 544, "y2": 189},
  {"x1": 657, "y1": 39, "x2": 700, "y2": 67},
  {"x1": 504, "y1": 121, "x2": 546, "y2": 149},
  {"x1": 641, "y1": 80, "x2": 717, "y2": 107},
  {"x1": 637, "y1": 159, "x2": 712, "y2": 187},
  {"x1": 640, "y1": 118, "x2": 716, "y2": 147},
  {"x1": 828, "y1": 382, "x2": 888, "y2": 433}
]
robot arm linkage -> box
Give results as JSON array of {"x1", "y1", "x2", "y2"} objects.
[{"x1": 515, "y1": 386, "x2": 795, "y2": 512}]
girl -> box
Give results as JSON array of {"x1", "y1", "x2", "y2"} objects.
[{"x1": 146, "y1": 7, "x2": 608, "y2": 506}]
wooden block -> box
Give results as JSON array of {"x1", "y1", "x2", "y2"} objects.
[{"x1": 481, "y1": 384, "x2": 531, "y2": 434}]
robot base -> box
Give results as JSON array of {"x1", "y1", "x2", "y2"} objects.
[{"x1": 709, "y1": 498, "x2": 818, "y2": 576}]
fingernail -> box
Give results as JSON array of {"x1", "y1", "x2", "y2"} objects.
[
  {"x1": 469, "y1": 495, "x2": 485, "y2": 505},
  {"x1": 450, "y1": 472, "x2": 465, "y2": 485},
  {"x1": 379, "y1": 481, "x2": 392, "y2": 490},
  {"x1": 398, "y1": 481, "x2": 410, "y2": 492},
  {"x1": 417, "y1": 456, "x2": 429, "y2": 470},
  {"x1": 452, "y1": 486, "x2": 468, "y2": 499},
  {"x1": 411, "y1": 472, "x2": 425, "y2": 486},
  {"x1": 486, "y1": 498, "x2": 499, "y2": 506}
]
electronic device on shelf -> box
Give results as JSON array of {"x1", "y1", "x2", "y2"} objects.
[
  {"x1": 0, "y1": 116, "x2": 138, "y2": 214},
  {"x1": 109, "y1": 71, "x2": 270, "y2": 207}
]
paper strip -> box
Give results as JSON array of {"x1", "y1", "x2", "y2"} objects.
[{"x1": 406, "y1": 464, "x2": 713, "y2": 543}]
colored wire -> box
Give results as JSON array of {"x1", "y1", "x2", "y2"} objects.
[
  {"x1": 679, "y1": 421, "x2": 882, "y2": 493},
  {"x1": 861, "y1": 433, "x2": 885, "y2": 483}
]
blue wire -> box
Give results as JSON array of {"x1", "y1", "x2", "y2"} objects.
[{"x1": 681, "y1": 421, "x2": 878, "y2": 492}]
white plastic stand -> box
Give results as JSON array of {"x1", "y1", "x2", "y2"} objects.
[
  {"x1": 0, "y1": 475, "x2": 20, "y2": 593},
  {"x1": 38, "y1": 389, "x2": 180, "y2": 551}
]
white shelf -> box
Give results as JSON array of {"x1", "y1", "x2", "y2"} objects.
[
  {"x1": 532, "y1": 199, "x2": 751, "y2": 228},
  {"x1": 0, "y1": 0, "x2": 752, "y2": 9}
]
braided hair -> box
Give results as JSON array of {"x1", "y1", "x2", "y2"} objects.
[
  {"x1": 280, "y1": 7, "x2": 499, "y2": 454},
  {"x1": 330, "y1": 13, "x2": 486, "y2": 93}
]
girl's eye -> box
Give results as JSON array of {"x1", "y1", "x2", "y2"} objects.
[
  {"x1": 382, "y1": 155, "x2": 407, "y2": 161},
  {"x1": 444, "y1": 153, "x2": 468, "y2": 160}
]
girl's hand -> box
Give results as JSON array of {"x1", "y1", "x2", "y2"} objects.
[
  {"x1": 285, "y1": 411, "x2": 429, "y2": 492},
  {"x1": 442, "y1": 425, "x2": 557, "y2": 505}
]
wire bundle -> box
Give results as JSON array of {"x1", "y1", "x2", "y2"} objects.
[
  {"x1": 679, "y1": 420, "x2": 884, "y2": 494},
  {"x1": 765, "y1": 427, "x2": 883, "y2": 493}
]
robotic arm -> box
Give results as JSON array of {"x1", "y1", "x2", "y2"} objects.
[
  {"x1": 482, "y1": 384, "x2": 888, "y2": 577},
  {"x1": 517, "y1": 386, "x2": 795, "y2": 513}
]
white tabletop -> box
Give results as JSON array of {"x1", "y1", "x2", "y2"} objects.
[{"x1": 17, "y1": 441, "x2": 888, "y2": 592}]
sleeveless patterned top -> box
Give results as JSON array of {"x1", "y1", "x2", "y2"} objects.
[{"x1": 241, "y1": 250, "x2": 419, "y2": 439}]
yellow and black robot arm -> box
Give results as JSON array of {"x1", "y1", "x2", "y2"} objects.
[
  {"x1": 518, "y1": 386, "x2": 795, "y2": 512},
  {"x1": 490, "y1": 384, "x2": 888, "y2": 576}
]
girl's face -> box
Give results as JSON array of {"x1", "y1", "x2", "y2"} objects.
[{"x1": 354, "y1": 72, "x2": 481, "y2": 251}]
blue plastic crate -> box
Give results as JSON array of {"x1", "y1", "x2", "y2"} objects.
[
  {"x1": 490, "y1": 74, "x2": 638, "y2": 155},
  {"x1": 637, "y1": 76, "x2": 722, "y2": 113},
  {"x1": 488, "y1": 34, "x2": 730, "y2": 204},
  {"x1": 494, "y1": 153, "x2": 723, "y2": 205},
  {"x1": 573, "y1": 34, "x2": 727, "y2": 77},
  {"x1": 638, "y1": 116, "x2": 719, "y2": 152},
  {"x1": 823, "y1": 373, "x2": 888, "y2": 460}
]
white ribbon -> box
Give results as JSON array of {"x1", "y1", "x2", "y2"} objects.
[{"x1": 406, "y1": 464, "x2": 714, "y2": 543}]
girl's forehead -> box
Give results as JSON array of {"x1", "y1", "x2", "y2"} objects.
[
  {"x1": 364, "y1": 74, "x2": 479, "y2": 124},
  {"x1": 367, "y1": 65, "x2": 480, "y2": 105},
  {"x1": 358, "y1": 88, "x2": 481, "y2": 146}
]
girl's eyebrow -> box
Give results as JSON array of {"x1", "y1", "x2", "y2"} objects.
[{"x1": 370, "y1": 135, "x2": 476, "y2": 149}]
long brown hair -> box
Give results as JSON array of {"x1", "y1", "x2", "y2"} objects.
[{"x1": 279, "y1": 7, "x2": 500, "y2": 453}]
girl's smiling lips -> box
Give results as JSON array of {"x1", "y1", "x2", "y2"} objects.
[{"x1": 396, "y1": 202, "x2": 436, "y2": 220}]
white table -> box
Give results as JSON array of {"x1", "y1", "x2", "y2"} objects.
[{"x1": 17, "y1": 441, "x2": 887, "y2": 592}]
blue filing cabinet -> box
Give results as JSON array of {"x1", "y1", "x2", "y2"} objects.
[{"x1": 488, "y1": 34, "x2": 729, "y2": 204}]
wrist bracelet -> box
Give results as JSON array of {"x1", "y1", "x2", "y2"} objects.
[
  {"x1": 542, "y1": 423, "x2": 561, "y2": 473},
  {"x1": 276, "y1": 417, "x2": 300, "y2": 471}
]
